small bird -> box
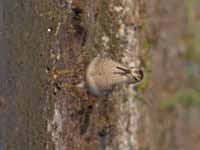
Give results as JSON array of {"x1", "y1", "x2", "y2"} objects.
[{"x1": 85, "y1": 56, "x2": 143, "y2": 96}]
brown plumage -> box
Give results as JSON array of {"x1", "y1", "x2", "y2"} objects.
[{"x1": 86, "y1": 56, "x2": 143, "y2": 96}]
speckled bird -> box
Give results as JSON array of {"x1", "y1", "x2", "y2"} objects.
[{"x1": 86, "y1": 56, "x2": 143, "y2": 96}]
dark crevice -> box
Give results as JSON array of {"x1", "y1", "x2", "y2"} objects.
[{"x1": 71, "y1": 6, "x2": 88, "y2": 46}]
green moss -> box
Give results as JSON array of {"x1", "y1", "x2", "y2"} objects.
[
  {"x1": 143, "y1": 39, "x2": 151, "y2": 49},
  {"x1": 136, "y1": 70, "x2": 150, "y2": 92},
  {"x1": 185, "y1": 48, "x2": 200, "y2": 62},
  {"x1": 161, "y1": 98, "x2": 177, "y2": 110},
  {"x1": 180, "y1": 89, "x2": 200, "y2": 106},
  {"x1": 185, "y1": 63, "x2": 200, "y2": 90},
  {"x1": 186, "y1": 63, "x2": 197, "y2": 78},
  {"x1": 185, "y1": 0, "x2": 200, "y2": 62},
  {"x1": 136, "y1": 50, "x2": 151, "y2": 92},
  {"x1": 186, "y1": 0, "x2": 198, "y2": 28},
  {"x1": 161, "y1": 88, "x2": 200, "y2": 109},
  {"x1": 139, "y1": 146, "x2": 148, "y2": 150}
]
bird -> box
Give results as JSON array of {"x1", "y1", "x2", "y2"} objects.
[{"x1": 85, "y1": 56, "x2": 143, "y2": 96}]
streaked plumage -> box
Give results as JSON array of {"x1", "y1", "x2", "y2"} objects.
[{"x1": 86, "y1": 56, "x2": 143, "y2": 96}]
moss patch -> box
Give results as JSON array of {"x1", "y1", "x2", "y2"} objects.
[
  {"x1": 185, "y1": 0, "x2": 200, "y2": 62},
  {"x1": 161, "y1": 88, "x2": 200, "y2": 109}
]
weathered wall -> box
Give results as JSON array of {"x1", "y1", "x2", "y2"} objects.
[
  {"x1": 47, "y1": 0, "x2": 145, "y2": 150},
  {"x1": 2, "y1": 0, "x2": 199, "y2": 150},
  {"x1": 0, "y1": 0, "x2": 58, "y2": 150}
]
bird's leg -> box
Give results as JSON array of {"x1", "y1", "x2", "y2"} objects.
[
  {"x1": 52, "y1": 69, "x2": 73, "y2": 79},
  {"x1": 60, "y1": 83, "x2": 77, "y2": 89},
  {"x1": 52, "y1": 69, "x2": 86, "y2": 95},
  {"x1": 51, "y1": 68, "x2": 76, "y2": 91},
  {"x1": 56, "y1": 69, "x2": 73, "y2": 75}
]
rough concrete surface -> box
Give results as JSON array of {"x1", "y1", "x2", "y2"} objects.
[{"x1": 0, "y1": 0, "x2": 200, "y2": 150}]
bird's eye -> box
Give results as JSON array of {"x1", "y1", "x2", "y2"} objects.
[{"x1": 134, "y1": 76, "x2": 139, "y2": 81}]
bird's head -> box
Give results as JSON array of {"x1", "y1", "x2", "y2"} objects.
[
  {"x1": 129, "y1": 67, "x2": 143, "y2": 82},
  {"x1": 116, "y1": 66, "x2": 143, "y2": 84}
]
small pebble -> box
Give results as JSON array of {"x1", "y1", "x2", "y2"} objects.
[{"x1": 47, "y1": 28, "x2": 52, "y2": 32}]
